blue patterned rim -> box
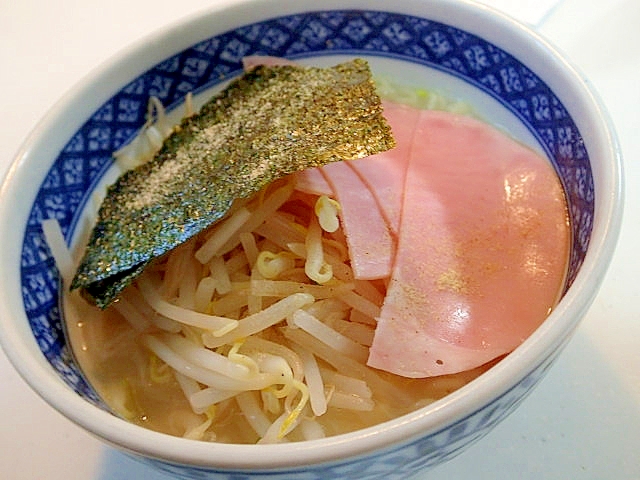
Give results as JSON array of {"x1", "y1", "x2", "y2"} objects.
[{"x1": 20, "y1": 10, "x2": 594, "y2": 404}]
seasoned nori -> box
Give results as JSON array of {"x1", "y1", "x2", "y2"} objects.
[{"x1": 71, "y1": 59, "x2": 395, "y2": 308}]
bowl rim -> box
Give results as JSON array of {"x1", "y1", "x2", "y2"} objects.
[{"x1": 0, "y1": 0, "x2": 624, "y2": 471}]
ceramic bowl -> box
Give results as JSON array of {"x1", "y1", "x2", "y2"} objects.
[{"x1": 0, "y1": 0, "x2": 623, "y2": 478}]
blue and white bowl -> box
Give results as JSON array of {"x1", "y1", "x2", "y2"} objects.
[{"x1": 0, "y1": 0, "x2": 623, "y2": 478}]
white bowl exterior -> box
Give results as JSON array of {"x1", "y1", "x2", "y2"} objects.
[{"x1": 0, "y1": 0, "x2": 623, "y2": 477}]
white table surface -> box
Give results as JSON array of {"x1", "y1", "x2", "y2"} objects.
[{"x1": 1, "y1": 0, "x2": 639, "y2": 478}]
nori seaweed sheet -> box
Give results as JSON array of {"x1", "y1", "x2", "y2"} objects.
[{"x1": 71, "y1": 59, "x2": 395, "y2": 308}]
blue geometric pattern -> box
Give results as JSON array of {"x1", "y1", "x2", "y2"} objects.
[{"x1": 18, "y1": 9, "x2": 595, "y2": 477}]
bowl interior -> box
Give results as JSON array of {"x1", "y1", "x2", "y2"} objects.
[{"x1": 16, "y1": 4, "x2": 595, "y2": 443}]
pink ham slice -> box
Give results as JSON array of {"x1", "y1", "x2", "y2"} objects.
[
  {"x1": 320, "y1": 161, "x2": 395, "y2": 280},
  {"x1": 347, "y1": 100, "x2": 419, "y2": 235},
  {"x1": 242, "y1": 55, "x2": 297, "y2": 70},
  {"x1": 368, "y1": 110, "x2": 569, "y2": 378},
  {"x1": 293, "y1": 167, "x2": 333, "y2": 196}
]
